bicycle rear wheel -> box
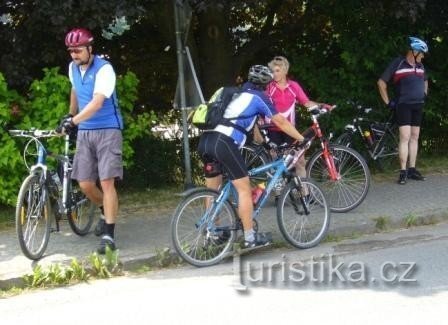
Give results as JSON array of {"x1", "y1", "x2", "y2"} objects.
[
  {"x1": 171, "y1": 189, "x2": 237, "y2": 267},
  {"x1": 306, "y1": 144, "x2": 370, "y2": 213},
  {"x1": 335, "y1": 131, "x2": 353, "y2": 147},
  {"x1": 67, "y1": 183, "x2": 94, "y2": 236},
  {"x1": 277, "y1": 178, "x2": 330, "y2": 249},
  {"x1": 15, "y1": 173, "x2": 51, "y2": 260},
  {"x1": 375, "y1": 127, "x2": 399, "y2": 172}
]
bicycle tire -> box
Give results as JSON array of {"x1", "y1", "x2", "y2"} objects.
[
  {"x1": 335, "y1": 131, "x2": 353, "y2": 147},
  {"x1": 306, "y1": 144, "x2": 370, "y2": 213},
  {"x1": 66, "y1": 184, "x2": 94, "y2": 236},
  {"x1": 240, "y1": 144, "x2": 272, "y2": 182},
  {"x1": 277, "y1": 178, "x2": 330, "y2": 249},
  {"x1": 375, "y1": 127, "x2": 399, "y2": 172},
  {"x1": 15, "y1": 173, "x2": 51, "y2": 260},
  {"x1": 171, "y1": 189, "x2": 238, "y2": 267}
]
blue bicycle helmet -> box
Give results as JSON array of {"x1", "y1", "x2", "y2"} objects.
[{"x1": 409, "y1": 36, "x2": 428, "y2": 53}]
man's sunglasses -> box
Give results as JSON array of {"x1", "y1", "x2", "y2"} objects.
[{"x1": 67, "y1": 48, "x2": 85, "y2": 54}]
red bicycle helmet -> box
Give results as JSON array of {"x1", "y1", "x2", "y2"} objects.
[{"x1": 65, "y1": 28, "x2": 94, "y2": 47}]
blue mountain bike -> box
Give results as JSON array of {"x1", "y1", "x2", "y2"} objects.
[{"x1": 171, "y1": 141, "x2": 330, "y2": 267}]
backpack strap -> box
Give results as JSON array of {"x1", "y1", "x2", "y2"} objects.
[{"x1": 220, "y1": 117, "x2": 254, "y2": 136}]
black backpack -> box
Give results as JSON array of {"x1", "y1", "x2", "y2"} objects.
[{"x1": 191, "y1": 86, "x2": 253, "y2": 134}]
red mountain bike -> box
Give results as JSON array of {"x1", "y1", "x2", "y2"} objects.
[{"x1": 241, "y1": 105, "x2": 371, "y2": 213}]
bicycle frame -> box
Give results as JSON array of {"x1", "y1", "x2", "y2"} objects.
[
  {"x1": 306, "y1": 113, "x2": 340, "y2": 181},
  {"x1": 10, "y1": 130, "x2": 76, "y2": 231},
  {"x1": 343, "y1": 108, "x2": 397, "y2": 161},
  {"x1": 256, "y1": 105, "x2": 341, "y2": 181},
  {"x1": 196, "y1": 145, "x2": 308, "y2": 232}
]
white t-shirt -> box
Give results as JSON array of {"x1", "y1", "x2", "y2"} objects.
[{"x1": 68, "y1": 62, "x2": 116, "y2": 98}]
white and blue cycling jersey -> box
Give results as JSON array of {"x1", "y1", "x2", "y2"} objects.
[{"x1": 214, "y1": 82, "x2": 277, "y2": 148}]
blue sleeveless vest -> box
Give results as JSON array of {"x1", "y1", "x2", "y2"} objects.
[{"x1": 71, "y1": 55, "x2": 123, "y2": 130}]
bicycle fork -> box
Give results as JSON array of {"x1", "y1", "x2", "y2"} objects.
[{"x1": 290, "y1": 176, "x2": 311, "y2": 216}]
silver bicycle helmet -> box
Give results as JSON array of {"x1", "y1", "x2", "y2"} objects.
[{"x1": 248, "y1": 65, "x2": 273, "y2": 84}]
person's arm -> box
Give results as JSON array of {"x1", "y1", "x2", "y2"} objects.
[
  {"x1": 291, "y1": 81, "x2": 321, "y2": 109},
  {"x1": 303, "y1": 100, "x2": 319, "y2": 108},
  {"x1": 271, "y1": 114, "x2": 304, "y2": 142},
  {"x1": 377, "y1": 79, "x2": 390, "y2": 105},
  {"x1": 377, "y1": 57, "x2": 399, "y2": 105},
  {"x1": 72, "y1": 93, "x2": 106, "y2": 125},
  {"x1": 69, "y1": 88, "x2": 78, "y2": 116},
  {"x1": 424, "y1": 80, "x2": 428, "y2": 96},
  {"x1": 68, "y1": 63, "x2": 78, "y2": 116}
]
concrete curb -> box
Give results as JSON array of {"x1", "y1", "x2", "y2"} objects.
[{"x1": 2, "y1": 210, "x2": 447, "y2": 291}]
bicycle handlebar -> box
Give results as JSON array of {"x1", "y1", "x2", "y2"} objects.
[
  {"x1": 306, "y1": 104, "x2": 337, "y2": 117},
  {"x1": 8, "y1": 129, "x2": 63, "y2": 138}
]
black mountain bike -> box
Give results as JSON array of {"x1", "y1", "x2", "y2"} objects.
[{"x1": 335, "y1": 103, "x2": 399, "y2": 171}]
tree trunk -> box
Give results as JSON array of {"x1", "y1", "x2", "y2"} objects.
[{"x1": 194, "y1": 4, "x2": 237, "y2": 97}]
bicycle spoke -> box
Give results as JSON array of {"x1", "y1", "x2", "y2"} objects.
[
  {"x1": 278, "y1": 181, "x2": 330, "y2": 249},
  {"x1": 308, "y1": 145, "x2": 370, "y2": 212},
  {"x1": 172, "y1": 190, "x2": 237, "y2": 267}
]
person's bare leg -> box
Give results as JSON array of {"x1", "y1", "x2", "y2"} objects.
[
  {"x1": 205, "y1": 175, "x2": 222, "y2": 191},
  {"x1": 231, "y1": 176, "x2": 253, "y2": 232},
  {"x1": 295, "y1": 155, "x2": 307, "y2": 178},
  {"x1": 399, "y1": 126, "x2": 411, "y2": 170},
  {"x1": 78, "y1": 180, "x2": 103, "y2": 206},
  {"x1": 295, "y1": 155, "x2": 310, "y2": 195},
  {"x1": 99, "y1": 178, "x2": 118, "y2": 224},
  {"x1": 408, "y1": 126, "x2": 420, "y2": 168}
]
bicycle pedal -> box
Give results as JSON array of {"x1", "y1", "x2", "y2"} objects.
[{"x1": 234, "y1": 241, "x2": 272, "y2": 254}]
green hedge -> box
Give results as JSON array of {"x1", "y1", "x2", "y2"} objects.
[{"x1": 0, "y1": 68, "x2": 155, "y2": 206}]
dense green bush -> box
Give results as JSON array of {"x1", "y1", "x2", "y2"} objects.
[{"x1": 0, "y1": 68, "x2": 155, "y2": 206}]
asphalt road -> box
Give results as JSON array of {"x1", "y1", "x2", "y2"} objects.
[{"x1": 2, "y1": 222, "x2": 448, "y2": 325}]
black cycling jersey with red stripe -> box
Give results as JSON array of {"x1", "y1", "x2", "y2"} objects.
[{"x1": 380, "y1": 56, "x2": 427, "y2": 105}]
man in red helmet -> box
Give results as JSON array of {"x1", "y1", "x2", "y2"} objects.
[{"x1": 58, "y1": 28, "x2": 123, "y2": 254}]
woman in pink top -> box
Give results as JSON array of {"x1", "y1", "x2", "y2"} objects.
[{"x1": 265, "y1": 56, "x2": 320, "y2": 177}]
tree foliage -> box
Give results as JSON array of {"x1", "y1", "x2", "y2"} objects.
[{"x1": 1, "y1": 0, "x2": 447, "y2": 155}]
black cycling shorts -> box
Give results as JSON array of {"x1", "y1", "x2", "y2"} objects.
[
  {"x1": 197, "y1": 131, "x2": 248, "y2": 180},
  {"x1": 395, "y1": 103, "x2": 424, "y2": 127}
]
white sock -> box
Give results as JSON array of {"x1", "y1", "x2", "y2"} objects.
[{"x1": 244, "y1": 229, "x2": 255, "y2": 242}]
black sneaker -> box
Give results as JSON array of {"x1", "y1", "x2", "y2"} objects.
[
  {"x1": 244, "y1": 232, "x2": 272, "y2": 248},
  {"x1": 408, "y1": 168, "x2": 426, "y2": 181},
  {"x1": 94, "y1": 218, "x2": 106, "y2": 236},
  {"x1": 398, "y1": 170, "x2": 407, "y2": 185},
  {"x1": 211, "y1": 229, "x2": 231, "y2": 245},
  {"x1": 97, "y1": 235, "x2": 116, "y2": 254}
]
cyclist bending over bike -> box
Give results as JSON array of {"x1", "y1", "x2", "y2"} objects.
[{"x1": 198, "y1": 65, "x2": 305, "y2": 248}]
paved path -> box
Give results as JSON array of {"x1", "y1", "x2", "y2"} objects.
[
  {"x1": 1, "y1": 174, "x2": 447, "y2": 287},
  {"x1": 3, "y1": 223, "x2": 448, "y2": 324}
]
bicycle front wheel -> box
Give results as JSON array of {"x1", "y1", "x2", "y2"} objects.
[
  {"x1": 306, "y1": 144, "x2": 370, "y2": 213},
  {"x1": 240, "y1": 144, "x2": 272, "y2": 182},
  {"x1": 277, "y1": 179, "x2": 330, "y2": 249},
  {"x1": 67, "y1": 184, "x2": 95, "y2": 236},
  {"x1": 15, "y1": 173, "x2": 51, "y2": 260},
  {"x1": 171, "y1": 189, "x2": 238, "y2": 267}
]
